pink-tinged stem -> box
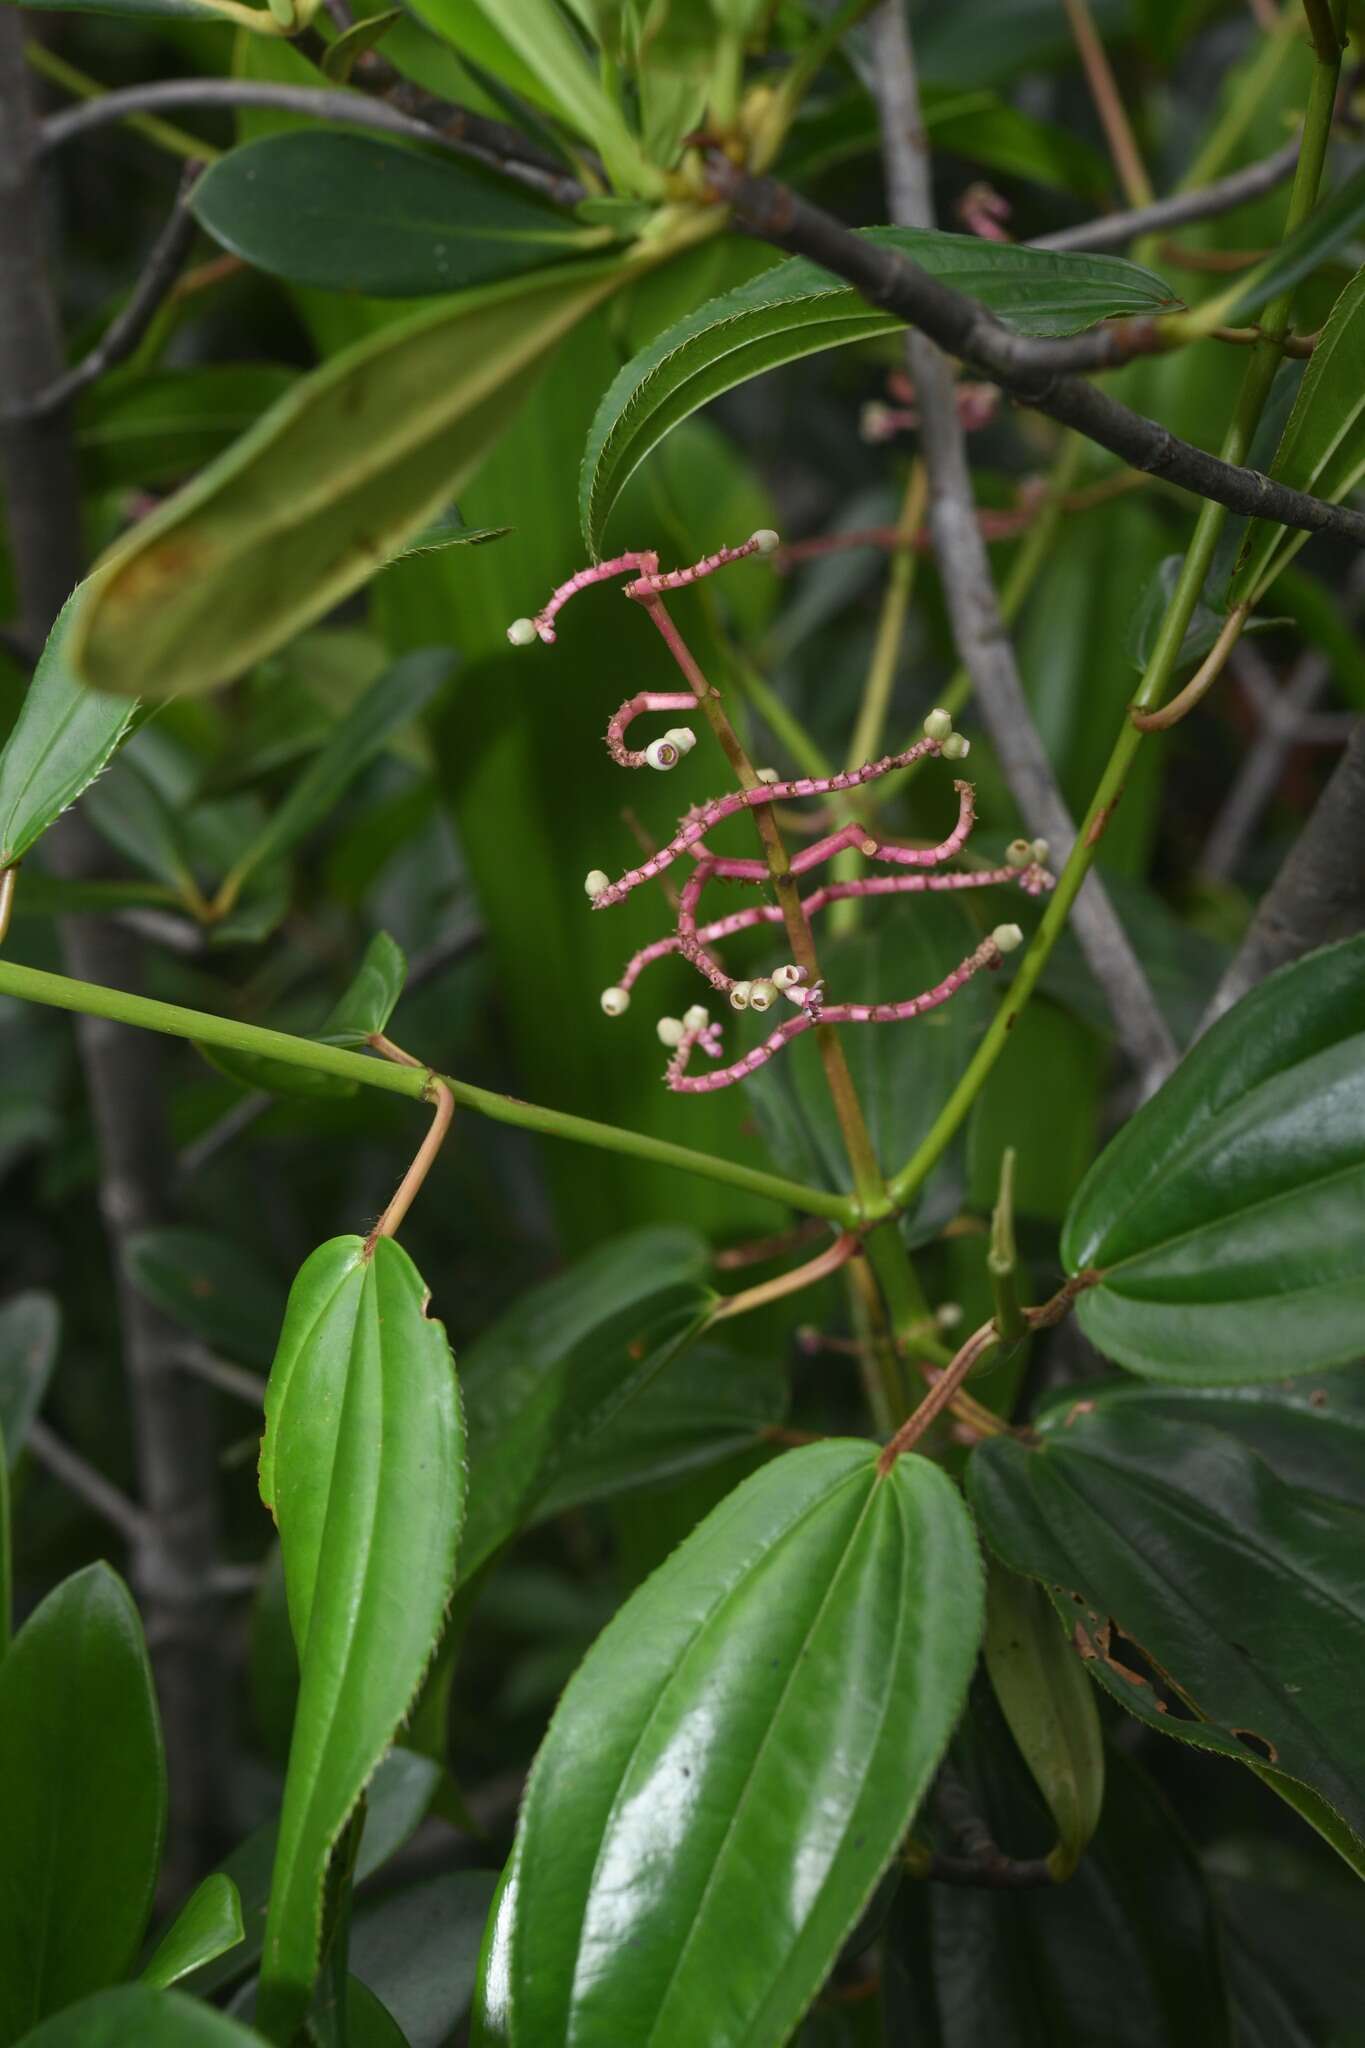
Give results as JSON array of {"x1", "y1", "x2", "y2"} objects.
[
  {"x1": 606, "y1": 690, "x2": 696, "y2": 768},
  {"x1": 665, "y1": 934, "x2": 1009, "y2": 1093},
  {"x1": 525, "y1": 550, "x2": 659, "y2": 642},
  {"x1": 613, "y1": 859, "x2": 1053, "y2": 993},
  {"x1": 626, "y1": 533, "x2": 769, "y2": 598},
  {"x1": 591, "y1": 737, "x2": 946, "y2": 908}
]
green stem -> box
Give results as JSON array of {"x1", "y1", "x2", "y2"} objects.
[
  {"x1": 888, "y1": 41, "x2": 1341, "y2": 1213},
  {"x1": 0, "y1": 957, "x2": 854, "y2": 1223}
]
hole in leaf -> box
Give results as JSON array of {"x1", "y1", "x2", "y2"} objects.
[{"x1": 1232, "y1": 1728, "x2": 1279, "y2": 1763}]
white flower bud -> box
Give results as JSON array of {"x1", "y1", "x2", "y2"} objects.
[
  {"x1": 992, "y1": 923, "x2": 1024, "y2": 954},
  {"x1": 936, "y1": 1301, "x2": 964, "y2": 1331},
  {"x1": 656, "y1": 1016, "x2": 686, "y2": 1048},
  {"x1": 1030, "y1": 838, "x2": 1050, "y2": 865},
  {"x1": 748, "y1": 978, "x2": 779, "y2": 1013},
  {"x1": 644, "y1": 736, "x2": 681, "y2": 771},
  {"x1": 1005, "y1": 838, "x2": 1032, "y2": 869},
  {"x1": 941, "y1": 732, "x2": 971, "y2": 761},
  {"x1": 663, "y1": 726, "x2": 697, "y2": 755},
  {"x1": 750, "y1": 528, "x2": 781, "y2": 555},
  {"x1": 683, "y1": 1003, "x2": 711, "y2": 1032},
  {"x1": 506, "y1": 617, "x2": 538, "y2": 647},
  {"x1": 729, "y1": 981, "x2": 752, "y2": 1011},
  {"x1": 584, "y1": 869, "x2": 610, "y2": 899},
  {"x1": 755, "y1": 767, "x2": 780, "y2": 785},
  {"x1": 600, "y1": 986, "x2": 630, "y2": 1016},
  {"x1": 923, "y1": 707, "x2": 953, "y2": 742},
  {"x1": 771, "y1": 964, "x2": 803, "y2": 989}
]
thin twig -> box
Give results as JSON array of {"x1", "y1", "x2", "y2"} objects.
[
  {"x1": 1061, "y1": 0, "x2": 1153, "y2": 207},
  {"x1": 712, "y1": 1230, "x2": 859, "y2": 1320},
  {"x1": 707, "y1": 160, "x2": 1365, "y2": 551},
  {"x1": 861, "y1": 2, "x2": 1177, "y2": 1086},
  {"x1": 12, "y1": 168, "x2": 200, "y2": 420},
  {"x1": 1130, "y1": 601, "x2": 1250, "y2": 731},
  {"x1": 1032, "y1": 138, "x2": 1300, "y2": 252},
  {"x1": 1201, "y1": 715, "x2": 1365, "y2": 1025},
  {"x1": 0, "y1": 18, "x2": 231, "y2": 1887},
  {"x1": 40, "y1": 78, "x2": 583, "y2": 203},
  {"x1": 176, "y1": 1344, "x2": 268, "y2": 1408},
  {"x1": 27, "y1": 1419, "x2": 151, "y2": 1544},
  {"x1": 1200, "y1": 643, "x2": 1333, "y2": 881},
  {"x1": 365, "y1": 1033, "x2": 454, "y2": 1245}
]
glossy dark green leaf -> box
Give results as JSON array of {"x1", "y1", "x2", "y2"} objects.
[
  {"x1": 75, "y1": 366, "x2": 297, "y2": 491},
  {"x1": 12, "y1": 1986, "x2": 262, "y2": 2048},
  {"x1": 0, "y1": 1566, "x2": 165, "y2": 2044},
  {"x1": 318, "y1": 931, "x2": 408, "y2": 1047},
  {"x1": 124, "y1": 1227, "x2": 286, "y2": 1369},
  {"x1": 0, "y1": 1292, "x2": 58, "y2": 1468},
  {"x1": 192, "y1": 134, "x2": 606, "y2": 298},
  {"x1": 0, "y1": 591, "x2": 135, "y2": 868},
  {"x1": 256, "y1": 1236, "x2": 464, "y2": 2039},
  {"x1": 457, "y1": 1225, "x2": 786, "y2": 1581},
  {"x1": 580, "y1": 232, "x2": 1176, "y2": 549},
  {"x1": 182, "y1": 1748, "x2": 441, "y2": 2001},
  {"x1": 66, "y1": 257, "x2": 628, "y2": 699},
  {"x1": 969, "y1": 1399, "x2": 1365, "y2": 1863},
  {"x1": 1062, "y1": 934, "x2": 1365, "y2": 1380},
  {"x1": 219, "y1": 648, "x2": 452, "y2": 900},
  {"x1": 1231, "y1": 265, "x2": 1365, "y2": 606},
  {"x1": 982, "y1": 1560, "x2": 1104, "y2": 1879},
  {"x1": 1225, "y1": 162, "x2": 1365, "y2": 323},
  {"x1": 473, "y1": 1441, "x2": 983, "y2": 2047},
  {"x1": 1047, "y1": 1373, "x2": 1365, "y2": 1509},
  {"x1": 350, "y1": 1872, "x2": 497, "y2": 2047},
  {"x1": 142, "y1": 1876, "x2": 245, "y2": 1990},
  {"x1": 886, "y1": 1729, "x2": 1233, "y2": 2047}
]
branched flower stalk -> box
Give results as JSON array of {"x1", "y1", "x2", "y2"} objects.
[{"x1": 507, "y1": 533, "x2": 1054, "y2": 1096}]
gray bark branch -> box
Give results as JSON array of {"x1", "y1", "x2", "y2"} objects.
[{"x1": 865, "y1": 1, "x2": 1176, "y2": 1083}]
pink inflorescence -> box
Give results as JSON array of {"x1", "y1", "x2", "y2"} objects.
[{"x1": 509, "y1": 535, "x2": 1054, "y2": 1094}]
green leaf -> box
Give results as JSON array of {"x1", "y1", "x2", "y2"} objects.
[
  {"x1": 982, "y1": 1560, "x2": 1104, "y2": 1880},
  {"x1": 473, "y1": 1441, "x2": 983, "y2": 2046},
  {"x1": 142, "y1": 1876, "x2": 245, "y2": 1990},
  {"x1": 1231, "y1": 264, "x2": 1365, "y2": 605},
  {"x1": 124, "y1": 1227, "x2": 287, "y2": 1369},
  {"x1": 344, "y1": 1979, "x2": 410, "y2": 2048},
  {"x1": 219, "y1": 647, "x2": 452, "y2": 900},
  {"x1": 432, "y1": 0, "x2": 661, "y2": 193},
  {"x1": 0, "y1": 591, "x2": 135, "y2": 868},
  {"x1": 384, "y1": 515, "x2": 510, "y2": 562},
  {"x1": 886, "y1": 1728, "x2": 1233, "y2": 2046},
  {"x1": 782, "y1": 86, "x2": 1110, "y2": 198},
  {"x1": 1224, "y1": 161, "x2": 1365, "y2": 324},
  {"x1": 0, "y1": 1566, "x2": 165, "y2": 2044},
  {"x1": 12, "y1": 1986, "x2": 262, "y2": 2048},
  {"x1": 1061, "y1": 934, "x2": 1365, "y2": 1381},
  {"x1": 580, "y1": 230, "x2": 1176, "y2": 550},
  {"x1": 457, "y1": 1225, "x2": 786, "y2": 1581},
  {"x1": 75, "y1": 366, "x2": 297, "y2": 491},
  {"x1": 83, "y1": 756, "x2": 199, "y2": 898},
  {"x1": 66, "y1": 257, "x2": 629, "y2": 700},
  {"x1": 192, "y1": 134, "x2": 606, "y2": 299},
  {"x1": 968, "y1": 1398, "x2": 1365, "y2": 1867},
  {"x1": 318, "y1": 931, "x2": 408, "y2": 1047},
  {"x1": 256, "y1": 1237, "x2": 464, "y2": 2039},
  {"x1": 350, "y1": 1871, "x2": 496, "y2": 2047},
  {"x1": 1061, "y1": 1373, "x2": 1365, "y2": 1508},
  {"x1": 181, "y1": 1748, "x2": 442, "y2": 2002},
  {"x1": 11, "y1": 0, "x2": 283, "y2": 22},
  {"x1": 0, "y1": 1292, "x2": 59, "y2": 1468},
  {"x1": 320, "y1": 10, "x2": 402, "y2": 82}
]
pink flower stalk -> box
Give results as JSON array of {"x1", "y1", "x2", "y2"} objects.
[
  {"x1": 509, "y1": 532, "x2": 1047, "y2": 1096},
  {"x1": 957, "y1": 181, "x2": 1013, "y2": 242}
]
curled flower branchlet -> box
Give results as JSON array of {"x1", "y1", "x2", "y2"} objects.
[{"x1": 510, "y1": 535, "x2": 1054, "y2": 1095}]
